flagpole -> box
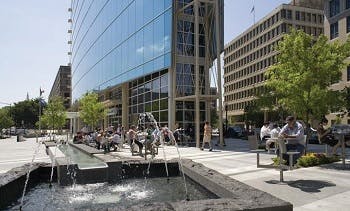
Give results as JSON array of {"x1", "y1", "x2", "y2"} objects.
[{"x1": 253, "y1": 0, "x2": 255, "y2": 24}]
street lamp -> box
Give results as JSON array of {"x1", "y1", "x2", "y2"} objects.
[{"x1": 225, "y1": 104, "x2": 228, "y2": 134}]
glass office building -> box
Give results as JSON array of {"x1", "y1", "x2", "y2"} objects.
[{"x1": 69, "y1": 0, "x2": 223, "y2": 142}]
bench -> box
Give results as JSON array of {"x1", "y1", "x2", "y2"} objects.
[{"x1": 252, "y1": 136, "x2": 306, "y2": 183}]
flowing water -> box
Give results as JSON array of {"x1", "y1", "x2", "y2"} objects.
[
  {"x1": 49, "y1": 145, "x2": 58, "y2": 187},
  {"x1": 19, "y1": 140, "x2": 42, "y2": 210},
  {"x1": 174, "y1": 140, "x2": 189, "y2": 200},
  {"x1": 7, "y1": 177, "x2": 217, "y2": 210}
]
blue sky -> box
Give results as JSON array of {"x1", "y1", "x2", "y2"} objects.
[{"x1": 0, "y1": 0, "x2": 289, "y2": 107}]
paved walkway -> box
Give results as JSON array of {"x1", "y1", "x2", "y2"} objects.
[
  {"x1": 111, "y1": 138, "x2": 350, "y2": 211},
  {"x1": 0, "y1": 136, "x2": 50, "y2": 174},
  {"x1": 0, "y1": 136, "x2": 349, "y2": 210}
]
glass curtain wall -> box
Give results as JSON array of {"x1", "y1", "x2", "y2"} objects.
[
  {"x1": 71, "y1": 0, "x2": 172, "y2": 101},
  {"x1": 128, "y1": 69, "x2": 169, "y2": 127}
]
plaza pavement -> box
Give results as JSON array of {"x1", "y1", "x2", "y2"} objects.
[{"x1": 0, "y1": 136, "x2": 349, "y2": 210}]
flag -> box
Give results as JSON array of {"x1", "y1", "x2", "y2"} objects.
[
  {"x1": 250, "y1": 6, "x2": 255, "y2": 13},
  {"x1": 40, "y1": 88, "x2": 44, "y2": 96}
]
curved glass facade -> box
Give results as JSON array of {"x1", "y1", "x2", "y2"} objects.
[{"x1": 71, "y1": 0, "x2": 172, "y2": 101}]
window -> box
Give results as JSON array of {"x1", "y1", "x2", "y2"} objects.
[
  {"x1": 347, "y1": 66, "x2": 350, "y2": 81},
  {"x1": 347, "y1": 16, "x2": 350, "y2": 33},
  {"x1": 286, "y1": 10, "x2": 292, "y2": 19},
  {"x1": 281, "y1": 9, "x2": 286, "y2": 19},
  {"x1": 301, "y1": 12, "x2": 305, "y2": 21},
  {"x1": 295, "y1": 11, "x2": 300, "y2": 20},
  {"x1": 347, "y1": 0, "x2": 350, "y2": 9},
  {"x1": 330, "y1": 22, "x2": 339, "y2": 39},
  {"x1": 329, "y1": 0, "x2": 340, "y2": 17}
]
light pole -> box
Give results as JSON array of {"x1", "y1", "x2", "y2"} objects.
[
  {"x1": 37, "y1": 88, "x2": 44, "y2": 142},
  {"x1": 225, "y1": 104, "x2": 228, "y2": 135}
]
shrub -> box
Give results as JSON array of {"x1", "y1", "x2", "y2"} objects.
[
  {"x1": 272, "y1": 157, "x2": 287, "y2": 166},
  {"x1": 272, "y1": 153, "x2": 340, "y2": 167},
  {"x1": 297, "y1": 153, "x2": 340, "y2": 167}
]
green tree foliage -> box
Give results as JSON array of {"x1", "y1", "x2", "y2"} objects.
[
  {"x1": 10, "y1": 99, "x2": 42, "y2": 128},
  {"x1": 79, "y1": 92, "x2": 106, "y2": 130},
  {"x1": 210, "y1": 108, "x2": 219, "y2": 128},
  {"x1": 244, "y1": 104, "x2": 264, "y2": 128},
  {"x1": 265, "y1": 30, "x2": 350, "y2": 123},
  {"x1": 0, "y1": 107, "x2": 14, "y2": 133},
  {"x1": 40, "y1": 97, "x2": 66, "y2": 132}
]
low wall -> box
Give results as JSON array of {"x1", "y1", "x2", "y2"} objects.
[{"x1": 0, "y1": 162, "x2": 52, "y2": 209}]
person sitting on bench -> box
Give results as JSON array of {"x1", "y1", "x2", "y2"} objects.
[
  {"x1": 109, "y1": 129, "x2": 122, "y2": 151},
  {"x1": 278, "y1": 116, "x2": 305, "y2": 165},
  {"x1": 129, "y1": 125, "x2": 143, "y2": 155},
  {"x1": 317, "y1": 118, "x2": 340, "y2": 156}
]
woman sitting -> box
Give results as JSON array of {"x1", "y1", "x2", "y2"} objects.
[
  {"x1": 317, "y1": 119, "x2": 340, "y2": 156},
  {"x1": 129, "y1": 125, "x2": 143, "y2": 155}
]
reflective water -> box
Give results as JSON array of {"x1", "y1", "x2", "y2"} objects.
[
  {"x1": 58, "y1": 144, "x2": 107, "y2": 169},
  {"x1": 7, "y1": 177, "x2": 216, "y2": 210}
]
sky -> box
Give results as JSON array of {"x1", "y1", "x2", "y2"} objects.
[{"x1": 0, "y1": 0, "x2": 290, "y2": 108}]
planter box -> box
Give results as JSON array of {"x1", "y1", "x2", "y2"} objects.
[{"x1": 248, "y1": 135, "x2": 258, "y2": 150}]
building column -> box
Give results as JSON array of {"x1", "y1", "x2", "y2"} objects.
[
  {"x1": 215, "y1": 0, "x2": 224, "y2": 146},
  {"x1": 122, "y1": 83, "x2": 129, "y2": 129},
  {"x1": 70, "y1": 118, "x2": 73, "y2": 134},
  {"x1": 168, "y1": 68, "x2": 175, "y2": 130},
  {"x1": 194, "y1": 0, "x2": 201, "y2": 148}
]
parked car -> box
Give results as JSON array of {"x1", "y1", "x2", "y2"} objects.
[
  {"x1": 331, "y1": 124, "x2": 350, "y2": 147},
  {"x1": 225, "y1": 126, "x2": 243, "y2": 138}
]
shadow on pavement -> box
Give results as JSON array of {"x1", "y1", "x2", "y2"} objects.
[
  {"x1": 318, "y1": 163, "x2": 350, "y2": 171},
  {"x1": 265, "y1": 179, "x2": 336, "y2": 193}
]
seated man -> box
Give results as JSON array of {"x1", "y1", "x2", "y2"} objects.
[
  {"x1": 317, "y1": 119, "x2": 340, "y2": 155},
  {"x1": 109, "y1": 131, "x2": 121, "y2": 151},
  {"x1": 266, "y1": 123, "x2": 280, "y2": 153},
  {"x1": 260, "y1": 122, "x2": 271, "y2": 145},
  {"x1": 161, "y1": 126, "x2": 176, "y2": 145},
  {"x1": 278, "y1": 116, "x2": 305, "y2": 165},
  {"x1": 73, "y1": 132, "x2": 84, "y2": 144}
]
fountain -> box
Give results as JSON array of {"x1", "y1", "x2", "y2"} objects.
[{"x1": 0, "y1": 114, "x2": 293, "y2": 210}]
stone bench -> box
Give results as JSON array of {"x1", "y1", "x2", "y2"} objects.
[{"x1": 251, "y1": 138, "x2": 301, "y2": 183}]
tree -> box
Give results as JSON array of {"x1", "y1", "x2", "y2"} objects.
[
  {"x1": 244, "y1": 103, "x2": 264, "y2": 128},
  {"x1": 210, "y1": 108, "x2": 219, "y2": 128},
  {"x1": 79, "y1": 92, "x2": 106, "y2": 130},
  {"x1": 10, "y1": 99, "x2": 42, "y2": 128},
  {"x1": 40, "y1": 96, "x2": 67, "y2": 133},
  {"x1": 265, "y1": 29, "x2": 350, "y2": 123},
  {"x1": 0, "y1": 107, "x2": 14, "y2": 135}
]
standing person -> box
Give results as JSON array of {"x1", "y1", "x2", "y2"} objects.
[
  {"x1": 201, "y1": 121, "x2": 213, "y2": 151},
  {"x1": 278, "y1": 116, "x2": 305, "y2": 165}
]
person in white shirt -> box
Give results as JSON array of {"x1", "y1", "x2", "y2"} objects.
[
  {"x1": 109, "y1": 131, "x2": 121, "y2": 151},
  {"x1": 278, "y1": 116, "x2": 305, "y2": 165},
  {"x1": 266, "y1": 123, "x2": 280, "y2": 152},
  {"x1": 260, "y1": 122, "x2": 271, "y2": 145}
]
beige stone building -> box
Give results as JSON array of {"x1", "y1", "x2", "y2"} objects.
[
  {"x1": 223, "y1": 0, "x2": 324, "y2": 123},
  {"x1": 324, "y1": 0, "x2": 350, "y2": 124}
]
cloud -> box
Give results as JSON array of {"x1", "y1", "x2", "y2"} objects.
[{"x1": 136, "y1": 36, "x2": 170, "y2": 54}]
